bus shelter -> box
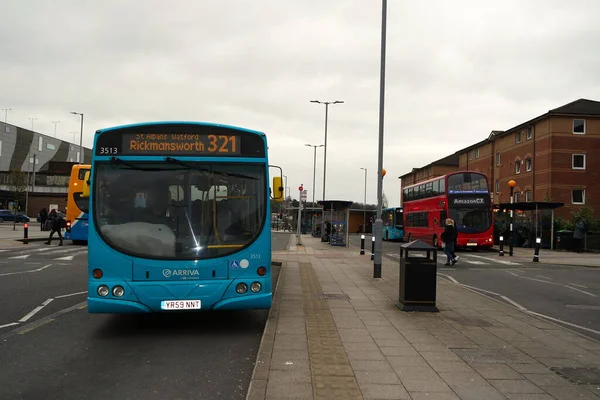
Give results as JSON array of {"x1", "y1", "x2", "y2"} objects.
[
  {"x1": 494, "y1": 201, "x2": 564, "y2": 250},
  {"x1": 317, "y1": 200, "x2": 352, "y2": 247}
]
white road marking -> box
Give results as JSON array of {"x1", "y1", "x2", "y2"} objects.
[
  {"x1": 468, "y1": 254, "x2": 522, "y2": 266},
  {"x1": 55, "y1": 291, "x2": 87, "y2": 299},
  {"x1": 465, "y1": 260, "x2": 486, "y2": 265},
  {"x1": 441, "y1": 274, "x2": 600, "y2": 336},
  {"x1": 19, "y1": 298, "x2": 54, "y2": 322},
  {"x1": 569, "y1": 283, "x2": 588, "y2": 289},
  {"x1": 8, "y1": 254, "x2": 29, "y2": 259},
  {"x1": 0, "y1": 322, "x2": 19, "y2": 329},
  {"x1": 507, "y1": 271, "x2": 598, "y2": 298},
  {"x1": 564, "y1": 285, "x2": 598, "y2": 298},
  {"x1": 501, "y1": 295, "x2": 528, "y2": 311},
  {"x1": 438, "y1": 273, "x2": 459, "y2": 284},
  {"x1": 0, "y1": 264, "x2": 52, "y2": 277},
  {"x1": 54, "y1": 255, "x2": 74, "y2": 261},
  {"x1": 536, "y1": 275, "x2": 552, "y2": 280}
]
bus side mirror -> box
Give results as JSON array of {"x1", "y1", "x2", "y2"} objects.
[
  {"x1": 272, "y1": 176, "x2": 284, "y2": 202},
  {"x1": 81, "y1": 171, "x2": 90, "y2": 198}
]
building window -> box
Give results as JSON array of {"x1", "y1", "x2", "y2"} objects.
[
  {"x1": 0, "y1": 140, "x2": 2, "y2": 156},
  {"x1": 38, "y1": 136, "x2": 43, "y2": 152},
  {"x1": 475, "y1": 148, "x2": 480, "y2": 159},
  {"x1": 496, "y1": 152, "x2": 501, "y2": 166},
  {"x1": 525, "y1": 190, "x2": 532, "y2": 202},
  {"x1": 76, "y1": 152, "x2": 80, "y2": 162},
  {"x1": 572, "y1": 189, "x2": 585, "y2": 204},
  {"x1": 515, "y1": 192, "x2": 521, "y2": 202},
  {"x1": 46, "y1": 143, "x2": 56, "y2": 151},
  {"x1": 29, "y1": 157, "x2": 39, "y2": 165},
  {"x1": 525, "y1": 157, "x2": 532, "y2": 172},
  {"x1": 527, "y1": 126, "x2": 533, "y2": 140},
  {"x1": 495, "y1": 180, "x2": 500, "y2": 193},
  {"x1": 515, "y1": 160, "x2": 521, "y2": 174},
  {"x1": 572, "y1": 154, "x2": 586, "y2": 170},
  {"x1": 573, "y1": 119, "x2": 586, "y2": 134},
  {"x1": 516, "y1": 132, "x2": 521, "y2": 143},
  {"x1": 469, "y1": 151, "x2": 473, "y2": 161}
]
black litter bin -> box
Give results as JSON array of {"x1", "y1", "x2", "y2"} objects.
[{"x1": 397, "y1": 239, "x2": 439, "y2": 312}]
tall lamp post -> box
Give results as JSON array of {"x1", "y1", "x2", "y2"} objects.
[
  {"x1": 1, "y1": 108, "x2": 11, "y2": 123},
  {"x1": 373, "y1": 0, "x2": 388, "y2": 279},
  {"x1": 360, "y1": 167, "x2": 367, "y2": 233},
  {"x1": 28, "y1": 117, "x2": 37, "y2": 130},
  {"x1": 508, "y1": 179, "x2": 516, "y2": 256},
  {"x1": 310, "y1": 100, "x2": 343, "y2": 201},
  {"x1": 52, "y1": 121, "x2": 60, "y2": 137},
  {"x1": 306, "y1": 143, "x2": 323, "y2": 236},
  {"x1": 70, "y1": 111, "x2": 84, "y2": 164}
]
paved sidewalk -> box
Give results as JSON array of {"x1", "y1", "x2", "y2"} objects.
[
  {"x1": 248, "y1": 235, "x2": 600, "y2": 399},
  {"x1": 0, "y1": 223, "x2": 49, "y2": 246}
]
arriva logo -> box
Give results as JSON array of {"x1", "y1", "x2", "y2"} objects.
[{"x1": 162, "y1": 269, "x2": 199, "y2": 278}]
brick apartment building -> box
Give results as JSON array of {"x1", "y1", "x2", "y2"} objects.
[{"x1": 398, "y1": 98, "x2": 600, "y2": 219}]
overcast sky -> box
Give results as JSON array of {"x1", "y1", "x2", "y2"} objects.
[{"x1": 2, "y1": 0, "x2": 600, "y2": 206}]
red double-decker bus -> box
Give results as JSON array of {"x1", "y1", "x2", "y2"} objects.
[{"x1": 401, "y1": 171, "x2": 494, "y2": 249}]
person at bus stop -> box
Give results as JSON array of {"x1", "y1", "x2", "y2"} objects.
[
  {"x1": 573, "y1": 219, "x2": 587, "y2": 253},
  {"x1": 44, "y1": 209, "x2": 64, "y2": 246},
  {"x1": 441, "y1": 218, "x2": 459, "y2": 266}
]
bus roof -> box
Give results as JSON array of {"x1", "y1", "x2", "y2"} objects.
[
  {"x1": 95, "y1": 121, "x2": 266, "y2": 137},
  {"x1": 402, "y1": 170, "x2": 488, "y2": 190}
]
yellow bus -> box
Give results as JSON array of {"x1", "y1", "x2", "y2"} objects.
[{"x1": 65, "y1": 164, "x2": 91, "y2": 244}]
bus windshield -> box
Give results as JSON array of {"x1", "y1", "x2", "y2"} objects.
[
  {"x1": 449, "y1": 207, "x2": 491, "y2": 233},
  {"x1": 93, "y1": 161, "x2": 266, "y2": 260},
  {"x1": 395, "y1": 208, "x2": 403, "y2": 229}
]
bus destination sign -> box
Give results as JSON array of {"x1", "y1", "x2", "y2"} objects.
[{"x1": 121, "y1": 133, "x2": 241, "y2": 155}]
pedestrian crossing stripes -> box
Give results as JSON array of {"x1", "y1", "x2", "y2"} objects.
[
  {"x1": 384, "y1": 252, "x2": 522, "y2": 267},
  {"x1": 0, "y1": 245, "x2": 88, "y2": 262}
]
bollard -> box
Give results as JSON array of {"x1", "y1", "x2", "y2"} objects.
[
  {"x1": 533, "y1": 237, "x2": 541, "y2": 262},
  {"x1": 360, "y1": 234, "x2": 365, "y2": 255},
  {"x1": 499, "y1": 235, "x2": 504, "y2": 256},
  {"x1": 23, "y1": 222, "x2": 29, "y2": 244},
  {"x1": 370, "y1": 236, "x2": 375, "y2": 261}
]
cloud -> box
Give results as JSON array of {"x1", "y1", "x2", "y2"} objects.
[{"x1": 2, "y1": 0, "x2": 600, "y2": 206}]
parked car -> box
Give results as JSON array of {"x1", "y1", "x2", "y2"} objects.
[{"x1": 0, "y1": 209, "x2": 30, "y2": 223}]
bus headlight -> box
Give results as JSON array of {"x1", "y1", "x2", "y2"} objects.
[
  {"x1": 97, "y1": 285, "x2": 109, "y2": 297},
  {"x1": 236, "y1": 283, "x2": 248, "y2": 294},
  {"x1": 250, "y1": 282, "x2": 262, "y2": 293},
  {"x1": 112, "y1": 285, "x2": 125, "y2": 297}
]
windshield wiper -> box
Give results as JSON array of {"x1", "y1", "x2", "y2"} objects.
[
  {"x1": 165, "y1": 157, "x2": 257, "y2": 180},
  {"x1": 110, "y1": 157, "x2": 163, "y2": 171}
]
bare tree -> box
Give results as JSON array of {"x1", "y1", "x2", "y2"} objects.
[{"x1": 7, "y1": 170, "x2": 27, "y2": 230}]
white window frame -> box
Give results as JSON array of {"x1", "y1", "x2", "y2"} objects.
[
  {"x1": 0, "y1": 140, "x2": 3, "y2": 156},
  {"x1": 515, "y1": 192, "x2": 521, "y2": 202},
  {"x1": 76, "y1": 152, "x2": 80, "y2": 162},
  {"x1": 495, "y1": 180, "x2": 500, "y2": 193},
  {"x1": 527, "y1": 126, "x2": 533, "y2": 140},
  {"x1": 573, "y1": 119, "x2": 586, "y2": 135},
  {"x1": 46, "y1": 143, "x2": 56, "y2": 151},
  {"x1": 38, "y1": 136, "x2": 43, "y2": 152},
  {"x1": 516, "y1": 132, "x2": 521, "y2": 143},
  {"x1": 526, "y1": 158, "x2": 532, "y2": 172},
  {"x1": 496, "y1": 152, "x2": 501, "y2": 166},
  {"x1": 475, "y1": 148, "x2": 480, "y2": 159},
  {"x1": 525, "y1": 190, "x2": 532, "y2": 202},
  {"x1": 572, "y1": 189, "x2": 585, "y2": 205},
  {"x1": 572, "y1": 154, "x2": 586, "y2": 170},
  {"x1": 469, "y1": 151, "x2": 473, "y2": 161},
  {"x1": 515, "y1": 160, "x2": 521, "y2": 174}
]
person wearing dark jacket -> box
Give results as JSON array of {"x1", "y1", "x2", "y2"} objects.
[
  {"x1": 441, "y1": 218, "x2": 459, "y2": 266},
  {"x1": 573, "y1": 219, "x2": 586, "y2": 253},
  {"x1": 44, "y1": 209, "x2": 63, "y2": 246},
  {"x1": 38, "y1": 208, "x2": 48, "y2": 231}
]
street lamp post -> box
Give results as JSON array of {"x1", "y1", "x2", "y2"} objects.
[
  {"x1": 508, "y1": 179, "x2": 516, "y2": 256},
  {"x1": 28, "y1": 117, "x2": 37, "y2": 131},
  {"x1": 310, "y1": 100, "x2": 343, "y2": 201},
  {"x1": 70, "y1": 111, "x2": 84, "y2": 164},
  {"x1": 360, "y1": 167, "x2": 367, "y2": 233},
  {"x1": 305, "y1": 143, "x2": 323, "y2": 236},
  {"x1": 373, "y1": 0, "x2": 388, "y2": 279},
  {"x1": 1, "y1": 108, "x2": 11, "y2": 123},
  {"x1": 52, "y1": 121, "x2": 60, "y2": 137}
]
